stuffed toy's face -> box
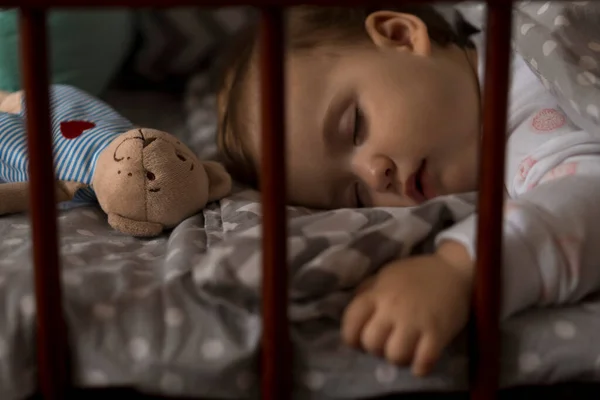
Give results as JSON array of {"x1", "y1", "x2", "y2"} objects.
[{"x1": 92, "y1": 128, "x2": 231, "y2": 236}]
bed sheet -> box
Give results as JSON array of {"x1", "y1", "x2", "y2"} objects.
[
  {"x1": 1, "y1": 82, "x2": 600, "y2": 399},
  {"x1": 2, "y1": 190, "x2": 600, "y2": 400}
]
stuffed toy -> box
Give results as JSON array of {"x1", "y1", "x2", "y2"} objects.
[{"x1": 0, "y1": 84, "x2": 232, "y2": 237}]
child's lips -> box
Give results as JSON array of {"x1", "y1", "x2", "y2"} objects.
[
  {"x1": 406, "y1": 160, "x2": 436, "y2": 203},
  {"x1": 406, "y1": 167, "x2": 425, "y2": 203},
  {"x1": 419, "y1": 161, "x2": 437, "y2": 200}
]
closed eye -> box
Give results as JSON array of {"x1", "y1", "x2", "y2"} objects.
[
  {"x1": 354, "y1": 182, "x2": 364, "y2": 208},
  {"x1": 352, "y1": 104, "x2": 365, "y2": 146},
  {"x1": 351, "y1": 104, "x2": 366, "y2": 208},
  {"x1": 176, "y1": 153, "x2": 186, "y2": 162}
]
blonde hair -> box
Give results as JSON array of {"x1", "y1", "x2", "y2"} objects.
[{"x1": 216, "y1": 5, "x2": 474, "y2": 189}]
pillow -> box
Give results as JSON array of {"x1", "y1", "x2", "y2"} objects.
[
  {"x1": 512, "y1": 2, "x2": 600, "y2": 135},
  {"x1": 454, "y1": 2, "x2": 600, "y2": 135},
  {"x1": 0, "y1": 9, "x2": 134, "y2": 96}
]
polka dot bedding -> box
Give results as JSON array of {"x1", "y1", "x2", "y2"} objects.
[
  {"x1": 513, "y1": 1, "x2": 600, "y2": 136},
  {"x1": 1, "y1": 183, "x2": 600, "y2": 399},
  {"x1": 458, "y1": 1, "x2": 600, "y2": 135}
]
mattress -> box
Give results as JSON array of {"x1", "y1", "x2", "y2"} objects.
[{"x1": 1, "y1": 82, "x2": 600, "y2": 400}]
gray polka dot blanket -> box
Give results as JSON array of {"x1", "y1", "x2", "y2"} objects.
[
  {"x1": 2, "y1": 2, "x2": 600, "y2": 399},
  {"x1": 515, "y1": 1, "x2": 600, "y2": 135},
  {"x1": 458, "y1": 1, "x2": 600, "y2": 135}
]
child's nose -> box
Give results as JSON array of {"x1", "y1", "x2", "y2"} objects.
[{"x1": 363, "y1": 156, "x2": 395, "y2": 192}]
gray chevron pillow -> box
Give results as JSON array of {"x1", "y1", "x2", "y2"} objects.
[{"x1": 116, "y1": 7, "x2": 254, "y2": 92}]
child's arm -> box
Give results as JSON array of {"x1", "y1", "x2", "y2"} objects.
[
  {"x1": 436, "y1": 166, "x2": 600, "y2": 318},
  {"x1": 342, "y1": 154, "x2": 600, "y2": 377}
]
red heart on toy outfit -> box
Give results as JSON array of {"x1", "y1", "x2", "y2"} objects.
[{"x1": 60, "y1": 120, "x2": 96, "y2": 139}]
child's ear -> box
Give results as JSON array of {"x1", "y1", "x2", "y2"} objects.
[
  {"x1": 203, "y1": 161, "x2": 232, "y2": 202},
  {"x1": 364, "y1": 11, "x2": 431, "y2": 56}
]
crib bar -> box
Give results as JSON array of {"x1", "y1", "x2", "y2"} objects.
[
  {"x1": 4, "y1": 0, "x2": 518, "y2": 7},
  {"x1": 470, "y1": 2, "x2": 512, "y2": 399},
  {"x1": 259, "y1": 7, "x2": 291, "y2": 400},
  {"x1": 19, "y1": 8, "x2": 70, "y2": 400}
]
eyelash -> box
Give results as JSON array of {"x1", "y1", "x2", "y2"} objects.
[
  {"x1": 352, "y1": 106, "x2": 364, "y2": 146},
  {"x1": 354, "y1": 182, "x2": 364, "y2": 208}
]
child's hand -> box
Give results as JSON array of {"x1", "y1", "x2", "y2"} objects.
[{"x1": 341, "y1": 241, "x2": 474, "y2": 377}]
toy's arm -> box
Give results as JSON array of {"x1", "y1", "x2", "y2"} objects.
[
  {"x1": 0, "y1": 90, "x2": 23, "y2": 114},
  {"x1": 0, "y1": 180, "x2": 87, "y2": 215},
  {"x1": 0, "y1": 182, "x2": 31, "y2": 215}
]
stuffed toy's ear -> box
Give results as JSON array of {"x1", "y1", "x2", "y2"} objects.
[
  {"x1": 107, "y1": 213, "x2": 165, "y2": 237},
  {"x1": 203, "y1": 161, "x2": 232, "y2": 202}
]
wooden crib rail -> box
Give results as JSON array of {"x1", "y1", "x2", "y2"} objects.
[
  {"x1": 258, "y1": 8, "x2": 290, "y2": 400},
  {"x1": 4, "y1": 0, "x2": 515, "y2": 6},
  {"x1": 5, "y1": 1, "x2": 514, "y2": 400},
  {"x1": 472, "y1": 3, "x2": 511, "y2": 398},
  {"x1": 19, "y1": 9, "x2": 69, "y2": 400}
]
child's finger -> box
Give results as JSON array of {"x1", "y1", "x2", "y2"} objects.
[
  {"x1": 384, "y1": 326, "x2": 419, "y2": 366},
  {"x1": 411, "y1": 333, "x2": 443, "y2": 377},
  {"x1": 360, "y1": 317, "x2": 393, "y2": 356},
  {"x1": 341, "y1": 297, "x2": 374, "y2": 348}
]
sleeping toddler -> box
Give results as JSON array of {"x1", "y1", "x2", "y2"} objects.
[{"x1": 216, "y1": 5, "x2": 600, "y2": 377}]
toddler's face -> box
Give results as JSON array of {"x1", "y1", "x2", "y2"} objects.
[{"x1": 247, "y1": 13, "x2": 482, "y2": 209}]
